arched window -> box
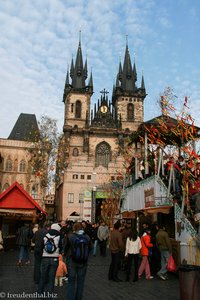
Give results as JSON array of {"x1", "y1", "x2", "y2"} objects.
[
  {"x1": 95, "y1": 142, "x2": 111, "y2": 168},
  {"x1": 19, "y1": 160, "x2": 26, "y2": 172},
  {"x1": 75, "y1": 100, "x2": 82, "y2": 118},
  {"x1": 14, "y1": 159, "x2": 18, "y2": 171},
  {"x1": 6, "y1": 159, "x2": 13, "y2": 171},
  {"x1": 3, "y1": 183, "x2": 9, "y2": 191},
  {"x1": 73, "y1": 148, "x2": 79, "y2": 156},
  {"x1": 127, "y1": 103, "x2": 134, "y2": 120},
  {"x1": 31, "y1": 185, "x2": 38, "y2": 199}
]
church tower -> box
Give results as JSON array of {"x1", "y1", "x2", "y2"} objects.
[
  {"x1": 63, "y1": 35, "x2": 93, "y2": 131},
  {"x1": 112, "y1": 41, "x2": 146, "y2": 132},
  {"x1": 56, "y1": 37, "x2": 146, "y2": 222}
]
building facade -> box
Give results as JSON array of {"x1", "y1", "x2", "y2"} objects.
[
  {"x1": 55, "y1": 39, "x2": 147, "y2": 221},
  {"x1": 0, "y1": 113, "x2": 48, "y2": 209}
]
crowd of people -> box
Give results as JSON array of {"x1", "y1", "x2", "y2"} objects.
[{"x1": 11, "y1": 218, "x2": 173, "y2": 300}]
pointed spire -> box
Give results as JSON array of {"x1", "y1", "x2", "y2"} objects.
[
  {"x1": 118, "y1": 61, "x2": 122, "y2": 80},
  {"x1": 141, "y1": 72, "x2": 145, "y2": 90},
  {"x1": 133, "y1": 61, "x2": 137, "y2": 82},
  {"x1": 70, "y1": 57, "x2": 74, "y2": 79},
  {"x1": 84, "y1": 58, "x2": 88, "y2": 79},
  {"x1": 120, "y1": 42, "x2": 135, "y2": 91},
  {"x1": 79, "y1": 29, "x2": 81, "y2": 44},
  {"x1": 112, "y1": 84, "x2": 116, "y2": 95},
  {"x1": 63, "y1": 68, "x2": 70, "y2": 102},
  {"x1": 72, "y1": 35, "x2": 86, "y2": 89},
  {"x1": 66, "y1": 70, "x2": 69, "y2": 85},
  {"x1": 87, "y1": 69, "x2": 93, "y2": 94},
  {"x1": 88, "y1": 70, "x2": 93, "y2": 87},
  {"x1": 116, "y1": 73, "x2": 120, "y2": 87}
]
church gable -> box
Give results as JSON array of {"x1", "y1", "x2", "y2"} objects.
[{"x1": 91, "y1": 89, "x2": 119, "y2": 129}]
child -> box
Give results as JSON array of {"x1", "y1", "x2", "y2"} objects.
[{"x1": 55, "y1": 254, "x2": 67, "y2": 286}]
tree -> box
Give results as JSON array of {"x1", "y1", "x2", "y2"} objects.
[{"x1": 27, "y1": 115, "x2": 60, "y2": 201}]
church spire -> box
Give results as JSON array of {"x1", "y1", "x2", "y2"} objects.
[
  {"x1": 84, "y1": 57, "x2": 88, "y2": 79},
  {"x1": 88, "y1": 70, "x2": 93, "y2": 94},
  {"x1": 63, "y1": 69, "x2": 70, "y2": 102},
  {"x1": 72, "y1": 34, "x2": 87, "y2": 89},
  {"x1": 141, "y1": 72, "x2": 145, "y2": 91},
  {"x1": 118, "y1": 61, "x2": 122, "y2": 80},
  {"x1": 70, "y1": 57, "x2": 74, "y2": 79},
  {"x1": 133, "y1": 60, "x2": 137, "y2": 83},
  {"x1": 120, "y1": 42, "x2": 135, "y2": 92}
]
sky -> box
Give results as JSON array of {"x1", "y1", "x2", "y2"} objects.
[{"x1": 0, "y1": 0, "x2": 200, "y2": 138}]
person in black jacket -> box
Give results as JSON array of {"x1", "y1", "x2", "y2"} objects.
[
  {"x1": 16, "y1": 222, "x2": 33, "y2": 266},
  {"x1": 32, "y1": 221, "x2": 50, "y2": 284}
]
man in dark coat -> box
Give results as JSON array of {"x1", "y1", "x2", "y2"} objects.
[
  {"x1": 156, "y1": 224, "x2": 172, "y2": 280},
  {"x1": 108, "y1": 221, "x2": 124, "y2": 282},
  {"x1": 16, "y1": 222, "x2": 33, "y2": 266},
  {"x1": 32, "y1": 221, "x2": 50, "y2": 284}
]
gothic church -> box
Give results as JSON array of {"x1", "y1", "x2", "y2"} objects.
[{"x1": 55, "y1": 38, "x2": 146, "y2": 221}]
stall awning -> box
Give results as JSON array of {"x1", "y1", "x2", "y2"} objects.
[
  {"x1": 0, "y1": 181, "x2": 47, "y2": 215},
  {"x1": 0, "y1": 208, "x2": 36, "y2": 217},
  {"x1": 142, "y1": 206, "x2": 173, "y2": 215}
]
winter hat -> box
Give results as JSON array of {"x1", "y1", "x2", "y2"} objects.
[{"x1": 51, "y1": 223, "x2": 61, "y2": 232}]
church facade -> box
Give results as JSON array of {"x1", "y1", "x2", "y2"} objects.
[{"x1": 55, "y1": 39, "x2": 147, "y2": 222}]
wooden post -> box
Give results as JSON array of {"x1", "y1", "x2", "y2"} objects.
[
  {"x1": 167, "y1": 167, "x2": 173, "y2": 197},
  {"x1": 135, "y1": 156, "x2": 138, "y2": 180},
  {"x1": 144, "y1": 131, "x2": 149, "y2": 176},
  {"x1": 157, "y1": 148, "x2": 162, "y2": 176}
]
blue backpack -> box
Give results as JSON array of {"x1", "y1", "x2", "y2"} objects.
[
  {"x1": 44, "y1": 235, "x2": 57, "y2": 254},
  {"x1": 71, "y1": 234, "x2": 89, "y2": 263}
]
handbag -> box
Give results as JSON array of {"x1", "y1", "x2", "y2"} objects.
[{"x1": 167, "y1": 254, "x2": 177, "y2": 272}]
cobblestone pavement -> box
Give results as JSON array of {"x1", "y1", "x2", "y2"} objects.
[{"x1": 0, "y1": 249, "x2": 180, "y2": 300}]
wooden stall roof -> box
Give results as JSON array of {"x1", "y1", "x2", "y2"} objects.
[{"x1": 0, "y1": 181, "x2": 47, "y2": 215}]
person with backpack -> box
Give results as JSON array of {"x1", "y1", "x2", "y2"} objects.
[
  {"x1": 65, "y1": 222, "x2": 91, "y2": 300},
  {"x1": 38, "y1": 223, "x2": 62, "y2": 299}
]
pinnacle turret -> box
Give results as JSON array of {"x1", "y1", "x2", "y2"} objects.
[
  {"x1": 63, "y1": 37, "x2": 93, "y2": 98},
  {"x1": 141, "y1": 74, "x2": 145, "y2": 90}
]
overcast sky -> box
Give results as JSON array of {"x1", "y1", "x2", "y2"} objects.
[{"x1": 0, "y1": 0, "x2": 200, "y2": 138}]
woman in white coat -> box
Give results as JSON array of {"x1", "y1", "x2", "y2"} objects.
[{"x1": 125, "y1": 228, "x2": 141, "y2": 282}]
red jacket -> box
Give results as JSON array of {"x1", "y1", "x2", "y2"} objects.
[{"x1": 140, "y1": 234, "x2": 153, "y2": 256}]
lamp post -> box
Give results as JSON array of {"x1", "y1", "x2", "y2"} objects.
[{"x1": 92, "y1": 186, "x2": 97, "y2": 223}]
